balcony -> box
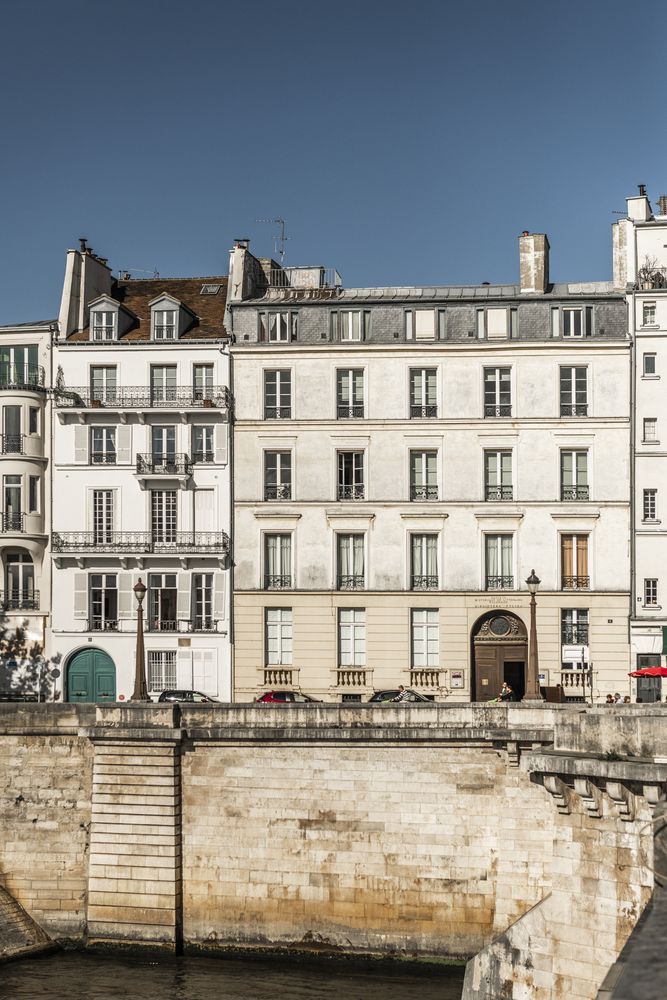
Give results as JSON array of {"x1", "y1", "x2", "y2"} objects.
[
  {"x1": 338, "y1": 484, "x2": 364, "y2": 501},
  {"x1": 88, "y1": 618, "x2": 119, "y2": 632},
  {"x1": 136, "y1": 453, "x2": 193, "y2": 482},
  {"x1": 562, "y1": 576, "x2": 590, "y2": 591},
  {"x1": 486, "y1": 485, "x2": 513, "y2": 501},
  {"x1": 0, "y1": 434, "x2": 24, "y2": 455},
  {"x1": 264, "y1": 484, "x2": 291, "y2": 501},
  {"x1": 51, "y1": 530, "x2": 229, "y2": 557},
  {"x1": 562, "y1": 626, "x2": 589, "y2": 645},
  {"x1": 337, "y1": 575, "x2": 365, "y2": 591},
  {"x1": 410, "y1": 669, "x2": 440, "y2": 689},
  {"x1": 559, "y1": 669, "x2": 591, "y2": 692},
  {"x1": 2, "y1": 511, "x2": 24, "y2": 532},
  {"x1": 411, "y1": 486, "x2": 438, "y2": 502},
  {"x1": 263, "y1": 667, "x2": 294, "y2": 686},
  {"x1": 0, "y1": 364, "x2": 46, "y2": 393},
  {"x1": 91, "y1": 451, "x2": 117, "y2": 465},
  {"x1": 486, "y1": 576, "x2": 514, "y2": 591},
  {"x1": 266, "y1": 266, "x2": 342, "y2": 290},
  {"x1": 411, "y1": 575, "x2": 438, "y2": 591},
  {"x1": 264, "y1": 574, "x2": 292, "y2": 590},
  {"x1": 336, "y1": 668, "x2": 369, "y2": 688},
  {"x1": 635, "y1": 267, "x2": 667, "y2": 291},
  {"x1": 264, "y1": 406, "x2": 291, "y2": 419},
  {"x1": 55, "y1": 385, "x2": 231, "y2": 412},
  {"x1": 561, "y1": 486, "x2": 589, "y2": 501},
  {"x1": 410, "y1": 404, "x2": 437, "y2": 418},
  {"x1": 193, "y1": 450, "x2": 214, "y2": 464},
  {"x1": 560, "y1": 403, "x2": 588, "y2": 417},
  {"x1": 1, "y1": 591, "x2": 39, "y2": 611},
  {"x1": 484, "y1": 404, "x2": 511, "y2": 418},
  {"x1": 337, "y1": 404, "x2": 364, "y2": 419}
]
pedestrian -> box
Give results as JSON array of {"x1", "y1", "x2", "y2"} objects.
[
  {"x1": 391, "y1": 685, "x2": 408, "y2": 703},
  {"x1": 613, "y1": 692, "x2": 621, "y2": 704},
  {"x1": 623, "y1": 695, "x2": 631, "y2": 704},
  {"x1": 499, "y1": 682, "x2": 514, "y2": 702},
  {"x1": 605, "y1": 694, "x2": 614, "y2": 704}
]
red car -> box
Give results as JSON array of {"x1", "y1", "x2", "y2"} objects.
[{"x1": 255, "y1": 690, "x2": 321, "y2": 703}]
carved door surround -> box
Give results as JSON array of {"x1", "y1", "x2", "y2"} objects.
[{"x1": 472, "y1": 610, "x2": 528, "y2": 702}]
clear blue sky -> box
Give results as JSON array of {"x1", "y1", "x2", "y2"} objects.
[{"x1": 1, "y1": 0, "x2": 665, "y2": 323}]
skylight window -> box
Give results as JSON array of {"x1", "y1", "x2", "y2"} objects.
[{"x1": 200, "y1": 284, "x2": 222, "y2": 295}]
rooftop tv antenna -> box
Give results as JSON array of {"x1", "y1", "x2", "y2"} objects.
[{"x1": 256, "y1": 217, "x2": 290, "y2": 264}]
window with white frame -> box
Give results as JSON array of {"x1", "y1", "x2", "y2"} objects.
[
  {"x1": 193, "y1": 364, "x2": 214, "y2": 400},
  {"x1": 643, "y1": 353, "x2": 657, "y2": 376},
  {"x1": 151, "y1": 490, "x2": 177, "y2": 542},
  {"x1": 338, "y1": 608, "x2": 365, "y2": 666},
  {"x1": 411, "y1": 534, "x2": 438, "y2": 590},
  {"x1": 90, "y1": 427, "x2": 116, "y2": 465},
  {"x1": 485, "y1": 535, "x2": 513, "y2": 590},
  {"x1": 89, "y1": 574, "x2": 118, "y2": 631},
  {"x1": 643, "y1": 489, "x2": 658, "y2": 522},
  {"x1": 264, "y1": 534, "x2": 292, "y2": 589},
  {"x1": 484, "y1": 451, "x2": 512, "y2": 501},
  {"x1": 336, "y1": 369, "x2": 364, "y2": 419},
  {"x1": 410, "y1": 368, "x2": 437, "y2": 418},
  {"x1": 411, "y1": 609, "x2": 439, "y2": 668},
  {"x1": 151, "y1": 365, "x2": 177, "y2": 404},
  {"x1": 91, "y1": 311, "x2": 116, "y2": 341},
  {"x1": 192, "y1": 573, "x2": 214, "y2": 630},
  {"x1": 562, "y1": 308, "x2": 583, "y2": 338},
  {"x1": 410, "y1": 450, "x2": 438, "y2": 501},
  {"x1": 336, "y1": 310, "x2": 364, "y2": 342},
  {"x1": 560, "y1": 451, "x2": 589, "y2": 501},
  {"x1": 264, "y1": 370, "x2": 291, "y2": 419},
  {"x1": 561, "y1": 608, "x2": 589, "y2": 645},
  {"x1": 560, "y1": 366, "x2": 588, "y2": 416},
  {"x1": 28, "y1": 475, "x2": 39, "y2": 514},
  {"x1": 148, "y1": 651, "x2": 177, "y2": 691},
  {"x1": 192, "y1": 425, "x2": 214, "y2": 463},
  {"x1": 338, "y1": 451, "x2": 364, "y2": 500},
  {"x1": 483, "y1": 367, "x2": 511, "y2": 417},
  {"x1": 266, "y1": 608, "x2": 292, "y2": 665},
  {"x1": 485, "y1": 308, "x2": 509, "y2": 340},
  {"x1": 643, "y1": 302, "x2": 657, "y2": 326},
  {"x1": 259, "y1": 311, "x2": 296, "y2": 343},
  {"x1": 644, "y1": 579, "x2": 658, "y2": 607},
  {"x1": 92, "y1": 489, "x2": 114, "y2": 544},
  {"x1": 644, "y1": 418, "x2": 658, "y2": 442},
  {"x1": 153, "y1": 309, "x2": 177, "y2": 340},
  {"x1": 337, "y1": 534, "x2": 364, "y2": 590},
  {"x1": 148, "y1": 573, "x2": 178, "y2": 631},
  {"x1": 90, "y1": 366, "x2": 117, "y2": 404},
  {"x1": 414, "y1": 309, "x2": 436, "y2": 341},
  {"x1": 264, "y1": 451, "x2": 292, "y2": 500}
]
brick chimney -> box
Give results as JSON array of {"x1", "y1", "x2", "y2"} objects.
[{"x1": 519, "y1": 232, "x2": 550, "y2": 294}]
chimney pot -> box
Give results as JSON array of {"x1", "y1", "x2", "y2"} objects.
[
  {"x1": 658, "y1": 195, "x2": 667, "y2": 216},
  {"x1": 639, "y1": 184, "x2": 647, "y2": 197},
  {"x1": 79, "y1": 237, "x2": 87, "y2": 252},
  {"x1": 522, "y1": 230, "x2": 530, "y2": 237}
]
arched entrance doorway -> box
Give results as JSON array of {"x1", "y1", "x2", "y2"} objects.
[
  {"x1": 66, "y1": 648, "x2": 116, "y2": 702},
  {"x1": 471, "y1": 611, "x2": 528, "y2": 702}
]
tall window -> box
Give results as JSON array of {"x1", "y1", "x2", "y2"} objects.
[
  {"x1": 2, "y1": 405, "x2": 21, "y2": 453},
  {"x1": 264, "y1": 452, "x2": 292, "y2": 501},
  {"x1": 485, "y1": 535, "x2": 513, "y2": 590},
  {"x1": 89, "y1": 574, "x2": 118, "y2": 631},
  {"x1": 5, "y1": 552, "x2": 35, "y2": 607},
  {"x1": 153, "y1": 310, "x2": 177, "y2": 340},
  {"x1": 192, "y1": 426, "x2": 214, "y2": 463},
  {"x1": 260, "y1": 312, "x2": 296, "y2": 343},
  {"x1": 644, "y1": 418, "x2": 658, "y2": 442},
  {"x1": 192, "y1": 573, "x2": 214, "y2": 630},
  {"x1": 90, "y1": 366, "x2": 117, "y2": 405},
  {"x1": 560, "y1": 367, "x2": 588, "y2": 416},
  {"x1": 561, "y1": 535, "x2": 589, "y2": 590},
  {"x1": 561, "y1": 609, "x2": 589, "y2": 645},
  {"x1": 410, "y1": 369, "x2": 437, "y2": 418},
  {"x1": 28, "y1": 476, "x2": 39, "y2": 514},
  {"x1": 337, "y1": 534, "x2": 365, "y2": 590},
  {"x1": 560, "y1": 451, "x2": 588, "y2": 501},
  {"x1": 193, "y1": 364, "x2": 214, "y2": 400},
  {"x1": 92, "y1": 489, "x2": 113, "y2": 544},
  {"x1": 148, "y1": 651, "x2": 177, "y2": 691},
  {"x1": 151, "y1": 427, "x2": 176, "y2": 471},
  {"x1": 265, "y1": 534, "x2": 292, "y2": 589},
  {"x1": 151, "y1": 491, "x2": 177, "y2": 543},
  {"x1": 91, "y1": 427, "x2": 116, "y2": 465},
  {"x1": 562, "y1": 308, "x2": 583, "y2": 338},
  {"x1": 644, "y1": 579, "x2": 658, "y2": 607},
  {"x1": 338, "y1": 609, "x2": 365, "y2": 666},
  {"x1": 336, "y1": 370, "x2": 364, "y2": 419},
  {"x1": 148, "y1": 573, "x2": 178, "y2": 630},
  {"x1": 483, "y1": 367, "x2": 511, "y2": 417},
  {"x1": 643, "y1": 302, "x2": 657, "y2": 326},
  {"x1": 410, "y1": 451, "x2": 438, "y2": 501},
  {"x1": 338, "y1": 452, "x2": 364, "y2": 500},
  {"x1": 29, "y1": 407, "x2": 39, "y2": 434},
  {"x1": 411, "y1": 610, "x2": 439, "y2": 668},
  {"x1": 484, "y1": 451, "x2": 512, "y2": 501},
  {"x1": 264, "y1": 370, "x2": 291, "y2": 419},
  {"x1": 91, "y1": 311, "x2": 115, "y2": 341},
  {"x1": 266, "y1": 609, "x2": 292, "y2": 664},
  {"x1": 0, "y1": 345, "x2": 39, "y2": 388},
  {"x1": 3, "y1": 475, "x2": 22, "y2": 531},
  {"x1": 411, "y1": 534, "x2": 438, "y2": 590},
  {"x1": 150, "y1": 365, "x2": 177, "y2": 405},
  {"x1": 644, "y1": 489, "x2": 658, "y2": 522}
]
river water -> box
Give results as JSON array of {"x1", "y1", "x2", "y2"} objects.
[{"x1": 0, "y1": 952, "x2": 465, "y2": 999}]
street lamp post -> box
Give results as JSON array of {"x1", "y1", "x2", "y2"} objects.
[
  {"x1": 131, "y1": 578, "x2": 149, "y2": 702},
  {"x1": 524, "y1": 569, "x2": 543, "y2": 702}
]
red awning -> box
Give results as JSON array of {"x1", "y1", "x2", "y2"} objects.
[{"x1": 628, "y1": 667, "x2": 667, "y2": 677}]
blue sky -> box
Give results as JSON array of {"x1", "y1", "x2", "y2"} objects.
[{"x1": 1, "y1": 0, "x2": 665, "y2": 322}]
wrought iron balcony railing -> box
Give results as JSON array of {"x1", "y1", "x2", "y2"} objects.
[
  {"x1": 337, "y1": 404, "x2": 364, "y2": 419},
  {"x1": 561, "y1": 625, "x2": 589, "y2": 645},
  {"x1": 337, "y1": 575, "x2": 365, "y2": 591},
  {"x1": 90, "y1": 451, "x2": 116, "y2": 465},
  {"x1": 484, "y1": 403, "x2": 512, "y2": 417},
  {"x1": 562, "y1": 576, "x2": 590, "y2": 590},
  {"x1": 136, "y1": 453, "x2": 193, "y2": 476},
  {"x1": 147, "y1": 619, "x2": 179, "y2": 632},
  {"x1": 2, "y1": 512, "x2": 24, "y2": 532},
  {"x1": 1, "y1": 591, "x2": 39, "y2": 611},
  {"x1": 55, "y1": 385, "x2": 230, "y2": 410},
  {"x1": 192, "y1": 450, "x2": 215, "y2": 464},
  {"x1": 52, "y1": 530, "x2": 229, "y2": 555},
  {"x1": 0, "y1": 434, "x2": 23, "y2": 455},
  {"x1": 560, "y1": 403, "x2": 588, "y2": 417},
  {"x1": 411, "y1": 486, "x2": 438, "y2": 501},
  {"x1": 264, "y1": 574, "x2": 292, "y2": 590},
  {"x1": 0, "y1": 364, "x2": 46, "y2": 392},
  {"x1": 561, "y1": 486, "x2": 589, "y2": 501},
  {"x1": 264, "y1": 484, "x2": 292, "y2": 501},
  {"x1": 486, "y1": 575, "x2": 514, "y2": 591},
  {"x1": 264, "y1": 406, "x2": 291, "y2": 419},
  {"x1": 88, "y1": 618, "x2": 119, "y2": 632},
  {"x1": 410, "y1": 404, "x2": 438, "y2": 418},
  {"x1": 485, "y1": 485, "x2": 513, "y2": 501},
  {"x1": 338, "y1": 484, "x2": 365, "y2": 501},
  {"x1": 411, "y1": 575, "x2": 438, "y2": 591}
]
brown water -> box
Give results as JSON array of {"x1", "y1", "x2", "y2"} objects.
[{"x1": 0, "y1": 951, "x2": 465, "y2": 999}]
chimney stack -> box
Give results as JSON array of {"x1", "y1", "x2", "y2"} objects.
[
  {"x1": 658, "y1": 195, "x2": 667, "y2": 217},
  {"x1": 519, "y1": 232, "x2": 550, "y2": 294}
]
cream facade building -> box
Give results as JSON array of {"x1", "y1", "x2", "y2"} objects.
[
  {"x1": 227, "y1": 237, "x2": 631, "y2": 703},
  {"x1": 50, "y1": 243, "x2": 232, "y2": 702}
]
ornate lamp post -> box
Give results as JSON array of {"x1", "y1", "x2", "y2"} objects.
[
  {"x1": 524, "y1": 570, "x2": 543, "y2": 702},
  {"x1": 131, "y1": 578, "x2": 149, "y2": 702}
]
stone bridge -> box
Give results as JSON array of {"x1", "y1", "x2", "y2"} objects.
[{"x1": 0, "y1": 702, "x2": 666, "y2": 999}]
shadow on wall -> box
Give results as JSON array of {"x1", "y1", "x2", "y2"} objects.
[{"x1": 0, "y1": 611, "x2": 61, "y2": 702}]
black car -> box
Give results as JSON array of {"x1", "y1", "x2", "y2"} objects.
[
  {"x1": 157, "y1": 690, "x2": 220, "y2": 703},
  {"x1": 368, "y1": 689, "x2": 431, "y2": 703}
]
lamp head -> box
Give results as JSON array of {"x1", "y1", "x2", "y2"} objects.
[
  {"x1": 133, "y1": 577, "x2": 147, "y2": 605},
  {"x1": 526, "y1": 569, "x2": 541, "y2": 595}
]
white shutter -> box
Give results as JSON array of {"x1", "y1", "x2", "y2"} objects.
[
  {"x1": 213, "y1": 573, "x2": 226, "y2": 625},
  {"x1": 116, "y1": 425, "x2": 132, "y2": 465},
  {"x1": 177, "y1": 573, "x2": 191, "y2": 624},
  {"x1": 73, "y1": 573, "x2": 88, "y2": 619},
  {"x1": 118, "y1": 572, "x2": 135, "y2": 619},
  {"x1": 74, "y1": 426, "x2": 88, "y2": 464},
  {"x1": 214, "y1": 425, "x2": 228, "y2": 465},
  {"x1": 176, "y1": 648, "x2": 192, "y2": 689},
  {"x1": 193, "y1": 649, "x2": 217, "y2": 696}
]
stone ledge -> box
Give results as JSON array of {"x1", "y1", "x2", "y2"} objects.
[
  {"x1": 524, "y1": 750, "x2": 667, "y2": 784},
  {"x1": 185, "y1": 726, "x2": 555, "y2": 745}
]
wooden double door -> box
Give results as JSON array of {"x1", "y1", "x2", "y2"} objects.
[
  {"x1": 472, "y1": 612, "x2": 527, "y2": 702},
  {"x1": 67, "y1": 649, "x2": 116, "y2": 702}
]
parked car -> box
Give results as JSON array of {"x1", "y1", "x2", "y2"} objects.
[
  {"x1": 157, "y1": 690, "x2": 220, "y2": 703},
  {"x1": 255, "y1": 690, "x2": 321, "y2": 703},
  {"x1": 368, "y1": 689, "x2": 431, "y2": 703}
]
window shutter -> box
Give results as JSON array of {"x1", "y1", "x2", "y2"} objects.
[
  {"x1": 193, "y1": 649, "x2": 217, "y2": 696},
  {"x1": 662, "y1": 627, "x2": 667, "y2": 655},
  {"x1": 74, "y1": 426, "x2": 88, "y2": 464},
  {"x1": 73, "y1": 573, "x2": 88, "y2": 619},
  {"x1": 213, "y1": 573, "x2": 226, "y2": 624},
  {"x1": 176, "y1": 648, "x2": 192, "y2": 689},
  {"x1": 177, "y1": 574, "x2": 191, "y2": 624},
  {"x1": 118, "y1": 573, "x2": 135, "y2": 619},
  {"x1": 214, "y1": 425, "x2": 228, "y2": 465},
  {"x1": 116, "y1": 426, "x2": 132, "y2": 465}
]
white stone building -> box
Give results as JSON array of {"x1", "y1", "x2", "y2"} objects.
[
  {"x1": 227, "y1": 236, "x2": 631, "y2": 703},
  {"x1": 50, "y1": 242, "x2": 231, "y2": 702},
  {"x1": 614, "y1": 185, "x2": 667, "y2": 700}
]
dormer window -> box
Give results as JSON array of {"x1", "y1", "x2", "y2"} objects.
[
  {"x1": 149, "y1": 294, "x2": 192, "y2": 342},
  {"x1": 92, "y1": 311, "x2": 116, "y2": 341},
  {"x1": 153, "y1": 310, "x2": 177, "y2": 341}
]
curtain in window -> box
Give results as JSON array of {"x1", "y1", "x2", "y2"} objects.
[
  {"x1": 266, "y1": 535, "x2": 278, "y2": 576},
  {"x1": 562, "y1": 535, "x2": 573, "y2": 577},
  {"x1": 338, "y1": 535, "x2": 363, "y2": 577},
  {"x1": 576, "y1": 536, "x2": 588, "y2": 577},
  {"x1": 412, "y1": 535, "x2": 437, "y2": 577},
  {"x1": 576, "y1": 452, "x2": 588, "y2": 485}
]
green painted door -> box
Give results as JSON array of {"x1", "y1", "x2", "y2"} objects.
[{"x1": 67, "y1": 649, "x2": 116, "y2": 702}]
